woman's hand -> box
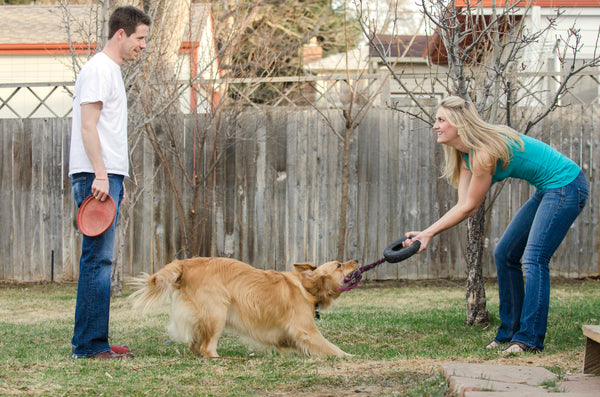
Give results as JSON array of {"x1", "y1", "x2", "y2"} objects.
[{"x1": 403, "y1": 231, "x2": 432, "y2": 253}]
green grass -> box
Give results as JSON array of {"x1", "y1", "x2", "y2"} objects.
[{"x1": 1, "y1": 279, "x2": 598, "y2": 396}]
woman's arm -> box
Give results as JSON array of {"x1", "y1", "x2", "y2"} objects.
[{"x1": 406, "y1": 152, "x2": 493, "y2": 252}]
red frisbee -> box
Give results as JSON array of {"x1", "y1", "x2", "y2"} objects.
[{"x1": 77, "y1": 195, "x2": 116, "y2": 237}]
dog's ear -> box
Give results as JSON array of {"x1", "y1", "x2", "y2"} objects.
[
  {"x1": 300, "y1": 271, "x2": 341, "y2": 308},
  {"x1": 316, "y1": 275, "x2": 341, "y2": 309},
  {"x1": 300, "y1": 271, "x2": 322, "y2": 296},
  {"x1": 293, "y1": 263, "x2": 316, "y2": 273}
]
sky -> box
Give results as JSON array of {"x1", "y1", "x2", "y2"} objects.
[{"x1": 349, "y1": 0, "x2": 428, "y2": 36}]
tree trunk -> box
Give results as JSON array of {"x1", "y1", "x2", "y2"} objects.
[
  {"x1": 336, "y1": 124, "x2": 352, "y2": 259},
  {"x1": 465, "y1": 199, "x2": 489, "y2": 325}
]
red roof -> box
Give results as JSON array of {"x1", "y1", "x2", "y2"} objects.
[
  {"x1": 456, "y1": 0, "x2": 600, "y2": 6},
  {"x1": 424, "y1": 11, "x2": 522, "y2": 66},
  {"x1": 369, "y1": 35, "x2": 428, "y2": 59}
]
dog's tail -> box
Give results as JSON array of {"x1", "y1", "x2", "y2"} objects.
[{"x1": 129, "y1": 261, "x2": 184, "y2": 313}]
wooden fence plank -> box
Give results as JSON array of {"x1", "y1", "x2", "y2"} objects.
[
  {"x1": 12, "y1": 120, "x2": 31, "y2": 281},
  {"x1": 0, "y1": 120, "x2": 14, "y2": 280},
  {"x1": 50, "y1": 119, "x2": 67, "y2": 282},
  {"x1": 61, "y1": 121, "x2": 77, "y2": 282},
  {"x1": 40, "y1": 120, "x2": 53, "y2": 281},
  {"x1": 286, "y1": 111, "x2": 301, "y2": 264},
  {"x1": 264, "y1": 111, "x2": 282, "y2": 269},
  {"x1": 323, "y1": 112, "x2": 335, "y2": 263},
  {"x1": 28, "y1": 119, "x2": 44, "y2": 281},
  {"x1": 323, "y1": 111, "x2": 338, "y2": 264},
  {"x1": 374, "y1": 109, "x2": 393, "y2": 279},
  {"x1": 362, "y1": 110, "x2": 381, "y2": 278},
  {"x1": 395, "y1": 111, "x2": 411, "y2": 280},
  {"x1": 305, "y1": 108, "x2": 316, "y2": 263}
]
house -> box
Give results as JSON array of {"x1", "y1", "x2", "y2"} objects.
[
  {"x1": 301, "y1": 41, "x2": 371, "y2": 106},
  {"x1": 425, "y1": 0, "x2": 600, "y2": 104},
  {"x1": 302, "y1": 35, "x2": 438, "y2": 107},
  {"x1": 368, "y1": 34, "x2": 444, "y2": 106},
  {"x1": 0, "y1": 4, "x2": 219, "y2": 118}
]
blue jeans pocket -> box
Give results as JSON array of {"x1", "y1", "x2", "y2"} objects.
[
  {"x1": 573, "y1": 171, "x2": 589, "y2": 212},
  {"x1": 577, "y1": 187, "x2": 588, "y2": 212},
  {"x1": 71, "y1": 173, "x2": 90, "y2": 207}
]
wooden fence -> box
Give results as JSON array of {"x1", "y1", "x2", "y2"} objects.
[{"x1": 0, "y1": 106, "x2": 598, "y2": 282}]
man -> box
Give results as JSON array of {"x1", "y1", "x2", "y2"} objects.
[{"x1": 68, "y1": 6, "x2": 151, "y2": 359}]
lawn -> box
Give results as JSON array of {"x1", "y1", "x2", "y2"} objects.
[{"x1": 1, "y1": 278, "x2": 598, "y2": 396}]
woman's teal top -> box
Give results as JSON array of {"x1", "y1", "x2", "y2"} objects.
[{"x1": 463, "y1": 135, "x2": 581, "y2": 190}]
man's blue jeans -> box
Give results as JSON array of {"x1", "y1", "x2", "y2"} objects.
[
  {"x1": 71, "y1": 172, "x2": 124, "y2": 357},
  {"x1": 493, "y1": 171, "x2": 588, "y2": 351}
]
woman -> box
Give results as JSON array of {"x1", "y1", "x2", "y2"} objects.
[{"x1": 403, "y1": 96, "x2": 588, "y2": 355}]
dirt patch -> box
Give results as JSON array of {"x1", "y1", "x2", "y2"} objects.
[{"x1": 264, "y1": 352, "x2": 584, "y2": 396}]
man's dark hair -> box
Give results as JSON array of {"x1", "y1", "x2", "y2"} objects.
[{"x1": 108, "y1": 6, "x2": 151, "y2": 39}]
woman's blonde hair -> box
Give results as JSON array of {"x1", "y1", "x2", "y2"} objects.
[{"x1": 438, "y1": 96, "x2": 524, "y2": 187}]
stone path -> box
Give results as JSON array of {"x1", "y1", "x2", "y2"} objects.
[{"x1": 442, "y1": 363, "x2": 600, "y2": 396}]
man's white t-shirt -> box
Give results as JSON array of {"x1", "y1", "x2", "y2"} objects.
[{"x1": 68, "y1": 52, "x2": 129, "y2": 177}]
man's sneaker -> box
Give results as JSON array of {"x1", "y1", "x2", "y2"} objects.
[
  {"x1": 110, "y1": 345, "x2": 130, "y2": 354},
  {"x1": 90, "y1": 350, "x2": 134, "y2": 359},
  {"x1": 71, "y1": 345, "x2": 133, "y2": 358}
]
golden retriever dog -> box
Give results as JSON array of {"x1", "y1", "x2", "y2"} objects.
[{"x1": 130, "y1": 257, "x2": 358, "y2": 358}]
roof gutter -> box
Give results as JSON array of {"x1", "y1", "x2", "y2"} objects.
[{"x1": 0, "y1": 42, "x2": 99, "y2": 55}]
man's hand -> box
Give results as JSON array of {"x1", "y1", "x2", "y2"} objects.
[{"x1": 92, "y1": 177, "x2": 109, "y2": 201}]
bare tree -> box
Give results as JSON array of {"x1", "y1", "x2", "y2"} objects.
[
  {"x1": 360, "y1": 0, "x2": 600, "y2": 324},
  {"x1": 212, "y1": 0, "x2": 362, "y2": 106},
  {"x1": 355, "y1": 0, "x2": 420, "y2": 35}
]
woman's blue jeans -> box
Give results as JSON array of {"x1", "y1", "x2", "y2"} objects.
[
  {"x1": 493, "y1": 171, "x2": 588, "y2": 351},
  {"x1": 71, "y1": 172, "x2": 124, "y2": 358}
]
